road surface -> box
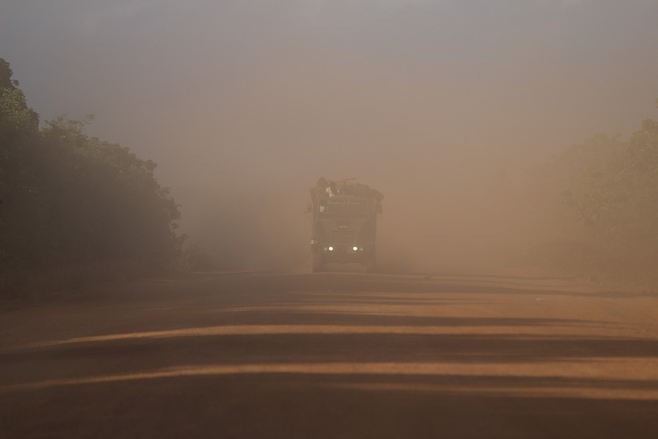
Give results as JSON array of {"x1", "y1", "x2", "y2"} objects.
[{"x1": 2, "y1": 272, "x2": 658, "y2": 438}]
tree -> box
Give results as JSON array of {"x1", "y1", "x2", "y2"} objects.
[
  {"x1": 545, "y1": 105, "x2": 658, "y2": 282},
  {"x1": 1, "y1": 58, "x2": 183, "y2": 291}
]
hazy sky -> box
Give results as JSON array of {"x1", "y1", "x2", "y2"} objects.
[{"x1": 2, "y1": 0, "x2": 658, "y2": 270}]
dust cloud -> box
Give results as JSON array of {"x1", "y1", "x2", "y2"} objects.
[{"x1": 2, "y1": 1, "x2": 658, "y2": 274}]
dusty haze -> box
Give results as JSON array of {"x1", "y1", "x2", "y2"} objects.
[{"x1": 2, "y1": 0, "x2": 658, "y2": 273}]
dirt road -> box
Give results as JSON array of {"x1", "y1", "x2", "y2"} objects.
[{"x1": 2, "y1": 272, "x2": 658, "y2": 438}]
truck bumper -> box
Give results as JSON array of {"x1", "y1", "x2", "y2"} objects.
[{"x1": 313, "y1": 244, "x2": 374, "y2": 262}]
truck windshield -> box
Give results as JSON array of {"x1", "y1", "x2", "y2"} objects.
[{"x1": 320, "y1": 199, "x2": 369, "y2": 217}]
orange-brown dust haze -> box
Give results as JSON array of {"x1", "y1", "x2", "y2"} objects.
[{"x1": 2, "y1": 1, "x2": 657, "y2": 273}]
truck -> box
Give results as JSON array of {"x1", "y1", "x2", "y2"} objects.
[{"x1": 309, "y1": 178, "x2": 383, "y2": 272}]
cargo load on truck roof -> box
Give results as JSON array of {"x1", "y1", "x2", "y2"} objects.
[{"x1": 311, "y1": 177, "x2": 383, "y2": 211}]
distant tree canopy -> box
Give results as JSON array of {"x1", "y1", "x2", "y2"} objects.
[
  {"x1": 0, "y1": 58, "x2": 181, "y2": 280},
  {"x1": 539, "y1": 108, "x2": 658, "y2": 282}
]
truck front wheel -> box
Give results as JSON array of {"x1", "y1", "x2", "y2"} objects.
[
  {"x1": 364, "y1": 256, "x2": 376, "y2": 273},
  {"x1": 312, "y1": 254, "x2": 324, "y2": 273}
]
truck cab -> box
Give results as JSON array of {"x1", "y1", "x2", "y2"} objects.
[{"x1": 310, "y1": 178, "x2": 382, "y2": 272}]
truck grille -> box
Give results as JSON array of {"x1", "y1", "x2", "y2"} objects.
[{"x1": 330, "y1": 230, "x2": 356, "y2": 243}]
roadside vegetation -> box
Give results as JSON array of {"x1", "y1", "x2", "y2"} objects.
[
  {"x1": 0, "y1": 58, "x2": 183, "y2": 297},
  {"x1": 532, "y1": 103, "x2": 658, "y2": 286}
]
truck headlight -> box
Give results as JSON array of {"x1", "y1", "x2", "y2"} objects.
[
  {"x1": 352, "y1": 246, "x2": 358, "y2": 252},
  {"x1": 328, "y1": 246, "x2": 334, "y2": 252}
]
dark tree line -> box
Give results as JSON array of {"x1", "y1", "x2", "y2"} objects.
[
  {"x1": 534, "y1": 104, "x2": 658, "y2": 284},
  {"x1": 1, "y1": 58, "x2": 182, "y2": 292}
]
